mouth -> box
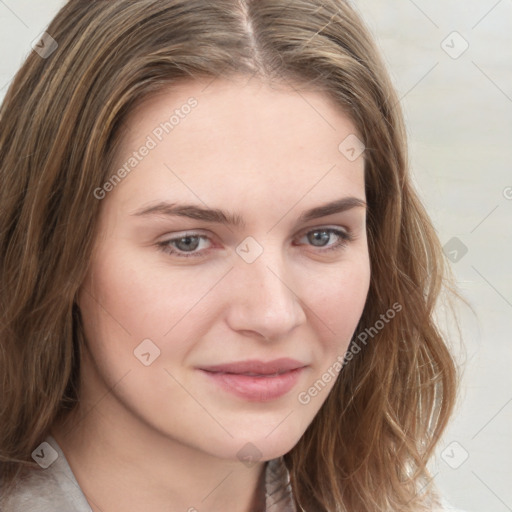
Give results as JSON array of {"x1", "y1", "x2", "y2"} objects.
[{"x1": 197, "y1": 358, "x2": 308, "y2": 402}]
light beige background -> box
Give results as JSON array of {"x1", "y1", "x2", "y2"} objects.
[{"x1": 1, "y1": 1, "x2": 511, "y2": 511}]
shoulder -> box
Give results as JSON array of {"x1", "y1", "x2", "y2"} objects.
[{"x1": 0, "y1": 435, "x2": 92, "y2": 512}]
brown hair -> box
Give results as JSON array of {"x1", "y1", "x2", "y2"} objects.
[{"x1": 0, "y1": 1, "x2": 461, "y2": 510}]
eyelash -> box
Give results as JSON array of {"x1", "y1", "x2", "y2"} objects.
[{"x1": 157, "y1": 228, "x2": 354, "y2": 259}]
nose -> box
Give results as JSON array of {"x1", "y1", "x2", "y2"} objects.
[{"x1": 224, "y1": 251, "x2": 307, "y2": 341}]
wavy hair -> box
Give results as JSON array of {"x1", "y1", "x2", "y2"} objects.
[{"x1": 0, "y1": 1, "x2": 460, "y2": 510}]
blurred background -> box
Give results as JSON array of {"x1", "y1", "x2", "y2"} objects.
[{"x1": 1, "y1": 1, "x2": 511, "y2": 511}]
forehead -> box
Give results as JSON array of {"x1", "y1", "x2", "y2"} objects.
[{"x1": 107, "y1": 76, "x2": 365, "y2": 217}]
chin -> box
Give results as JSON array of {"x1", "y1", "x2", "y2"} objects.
[{"x1": 226, "y1": 422, "x2": 307, "y2": 463}]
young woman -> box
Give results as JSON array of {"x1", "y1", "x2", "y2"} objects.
[{"x1": 0, "y1": 1, "x2": 464, "y2": 511}]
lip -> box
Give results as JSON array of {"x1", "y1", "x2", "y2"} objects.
[
  {"x1": 198, "y1": 358, "x2": 308, "y2": 402},
  {"x1": 199, "y1": 358, "x2": 306, "y2": 375}
]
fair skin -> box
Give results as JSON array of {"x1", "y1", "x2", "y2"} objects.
[{"x1": 52, "y1": 75, "x2": 370, "y2": 512}]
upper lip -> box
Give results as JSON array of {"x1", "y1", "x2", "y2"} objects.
[{"x1": 199, "y1": 358, "x2": 307, "y2": 375}]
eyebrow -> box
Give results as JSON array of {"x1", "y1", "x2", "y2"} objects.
[{"x1": 130, "y1": 196, "x2": 367, "y2": 229}]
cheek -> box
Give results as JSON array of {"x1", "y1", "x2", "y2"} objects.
[
  {"x1": 305, "y1": 256, "x2": 370, "y2": 345},
  {"x1": 80, "y1": 246, "x2": 214, "y2": 339},
  {"x1": 76, "y1": 247, "x2": 227, "y2": 382},
  {"x1": 293, "y1": 260, "x2": 369, "y2": 408}
]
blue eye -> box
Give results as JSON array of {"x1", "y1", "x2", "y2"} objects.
[
  {"x1": 158, "y1": 233, "x2": 211, "y2": 258},
  {"x1": 157, "y1": 227, "x2": 353, "y2": 258},
  {"x1": 296, "y1": 228, "x2": 353, "y2": 252}
]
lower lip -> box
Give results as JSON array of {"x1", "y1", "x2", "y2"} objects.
[{"x1": 199, "y1": 368, "x2": 305, "y2": 402}]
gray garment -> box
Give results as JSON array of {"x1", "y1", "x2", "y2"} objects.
[{"x1": 0, "y1": 435, "x2": 297, "y2": 512}]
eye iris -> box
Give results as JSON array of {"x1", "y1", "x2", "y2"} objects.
[
  {"x1": 175, "y1": 236, "x2": 200, "y2": 252},
  {"x1": 308, "y1": 230, "x2": 330, "y2": 247}
]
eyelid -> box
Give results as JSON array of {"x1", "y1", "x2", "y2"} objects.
[
  {"x1": 157, "y1": 229, "x2": 211, "y2": 242},
  {"x1": 161, "y1": 224, "x2": 352, "y2": 239},
  {"x1": 296, "y1": 223, "x2": 350, "y2": 237}
]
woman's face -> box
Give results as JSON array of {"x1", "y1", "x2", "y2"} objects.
[{"x1": 78, "y1": 76, "x2": 370, "y2": 462}]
